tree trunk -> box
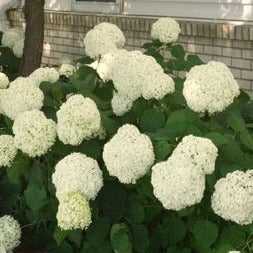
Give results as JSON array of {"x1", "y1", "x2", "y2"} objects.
[{"x1": 20, "y1": 0, "x2": 45, "y2": 76}]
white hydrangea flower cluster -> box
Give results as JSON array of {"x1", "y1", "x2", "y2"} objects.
[
  {"x1": 83, "y1": 22, "x2": 126, "y2": 59},
  {"x1": 13, "y1": 110, "x2": 57, "y2": 157},
  {"x1": 0, "y1": 135, "x2": 17, "y2": 167},
  {"x1": 211, "y1": 170, "x2": 253, "y2": 225},
  {"x1": 172, "y1": 135, "x2": 218, "y2": 175},
  {"x1": 228, "y1": 251, "x2": 240, "y2": 253},
  {"x1": 103, "y1": 124, "x2": 155, "y2": 184},
  {"x1": 58, "y1": 63, "x2": 76, "y2": 78},
  {"x1": 183, "y1": 61, "x2": 240, "y2": 114},
  {"x1": 97, "y1": 49, "x2": 175, "y2": 116},
  {"x1": 151, "y1": 135, "x2": 218, "y2": 210},
  {"x1": 152, "y1": 157, "x2": 205, "y2": 211},
  {"x1": 52, "y1": 152, "x2": 103, "y2": 201},
  {"x1": 29, "y1": 67, "x2": 59, "y2": 87},
  {"x1": 0, "y1": 80, "x2": 44, "y2": 120},
  {"x1": 0, "y1": 73, "x2": 9, "y2": 89},
  {"x1": 151, "y1": 18, "x2": 181, "y2": 44},
  {"x1": 0, "y1": 215, "x2": 21, "y2": 253},
  {"x1": 12, "y1": 39, "x2": 24, "y2": 58},
  {"x1": 56, "y1": 191, "x2": 92, "y2": 231},
  {"x1": 1, "y1": 28, "x2": 24, "y2": 51},
  {"x1": 57, "y1": 95, "x2": 101, "y2": 146},
  {"x1": 9, "y1": 76, "x2": 35, "y2": 88}
]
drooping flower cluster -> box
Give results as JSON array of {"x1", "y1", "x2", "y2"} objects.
[
  {"x1": 52, "y1": 152, "x2": 103, "y2": 200},
  {"x1": 151, "y1": 18, "x2": 181, "y2": 44},
  {"x1": 183, "y1": 61, "x2": 240, "y2": 114},
  {"x1": 0, "y1": 72, "x2": 9, "y2": 89},
  {"x1": 29, "y1": 67, "x2": 59, "y2": 87},
  {"x1": 57, "y1": 95, "x2": 101, "y2": 145},
  {"x1": 83, "y1": 22, "x2": 126, "y2": 59},
  {"x1": 56, "y1": 191, "x2": 92, "y2": 230},
  {"x1": 97, "y1": 49, "x2": 175, "y2": 115},
  {"x1": 13, "y1": 110, "x2": 57, "y2": 157},
  {"x1": 103, "y1": 124, "x2": 155, "y2": 184},
  {"x1": 1, "y1": 28, "x2": 24, "y2": 53},
  {"x1": 58, "y1": 63, "x2": 76, "y2": 78},
  {"x1": 211, "y1": 170, "x2": 253, "y2": 225},
  {"x1": 53, "y1": 153, "x2": 103, "y2": 230},
  {"x1": 151, "y1": 135, "x2": 218, "y2": 210},
  {"x1": 0, "y1": 135, "x2": 17, "y2": 167},
  {"x1": 0, "y1": 215, "x2": 21, "y2": 253},
  {"x1": 0, "y1": 79, "x2": 44, "y2": 120}
]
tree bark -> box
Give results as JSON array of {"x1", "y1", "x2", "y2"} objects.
[{"x1": 20, "y1": 0, "x2": 45, "y2": 76}]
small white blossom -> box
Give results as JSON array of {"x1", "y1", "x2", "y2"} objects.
[
  {"x1": 1, "y1": 28, "x2": 24, "y2": 49},
  {"x1": 58, "y1": 63, "x2": 76, "y2": 78},
  {"x1": 151, "y1": 18, "x2": 181, "y2": 44},
  {"x1": 103, "y1": 124, "x2": 155, "y2": 184},
  {"x1": 211, "y1": 170, "x2": 253, "y2": 225},
  {"x1": 13, "y1": 110, "x2": 57, "y2": 157},
  {"x1": 0, "y1": 72, "x2": 9, "y2": 89},
  {"x1": 0, "y1": 215, "x2": 21, "y2": 253},
  {"x1": 52, "y1": 152, "x2": 103, "y2": 201},
  {"x1": 0, "y1": 80, "x2": 44, "y2": 120},
  {"x1": 183, "y1": 61, "x2": 240, "y2": 114},
  {"x1": 0, "y1": 135, "x2": 17, "y2": 167},
  {"x1": 57, "y1": 95, "x2": 101, "y2": 145},
  {"x1": 57, "y1": 191, "x2": 92, "y2": 230},
  {"x1": 84, "y1": 22, "x2": 126, "y2": 59}
]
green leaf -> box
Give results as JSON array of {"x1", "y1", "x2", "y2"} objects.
[
  {"x1": 165, "y1": 108, "x2": 198, "y2": 136},
  {"x1": 6, "y1": 152, "x2": 30, "y2": 184},
  {"x1": 68, "y1": 230, "x2": 82, "y2": 248},
  {"x1": 228, "y1": 109, "x2": 253, "y2": 150},
  {"x1": 101, "y1": 113, "x2": 120, "y2": 138},
  {"x1": 126, "y1": 201, "x2": 145, "y2": 224},
  {"x1": 111, "y1": 224, "x2": 132, "y2": 253},
  {"x1": 186, "y1": 54, "x2": 203, "y2": 70},
  {"x1": 220, "y1": 225, "x2": 246, "y2": 248},
  {"x1": 171, "y1": 44, "x2": 185, "y2": 59},
  {"x1": 140, "y1": 109, "x2": 166, "y2": 133},
  {"x1": 131, "y1": 224, "x2": 149, "y2": 252},
  {"x1": 191, "y1": 220, "x2": 218, "y2": 247},
  {"x1": 49, "y1": 241, "x2": 73, "y2": 253},
  {"x1": 71, "y1": 66, "x2": 97, "y2": 93},
  {"x1": 97, "y1": 182, "x2": 127, "y2": 223},
  {"x1": 153, "y1": 141, "x2": 171, "y2": 161},
  {"x1": 86, "y1": 217, "x2": 110, "y2": 244},
  {"x1": 205, "y1": 132, "x2": 229, "y2": 147},
  {"x1": 24, "y1": 183, "x2": 48, "y2": 212},
  {"x1": 216, "y1": 244, "x2": 235, "y2": 253},
  {"x1": 81, "y1": 241, "x2": 113, "y2": 253},
  {"x1": 53, "y1": 227, "x2": 69, "y2": 247},
  {"x1": 159, "y1": 216, "x2": 187, "y2": 248}
]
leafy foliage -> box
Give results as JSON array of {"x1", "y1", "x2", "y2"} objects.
[{"x1": 0, "y1": 34, "x2": 253, "y2": 253}]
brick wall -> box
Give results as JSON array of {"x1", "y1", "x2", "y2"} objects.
[{"x1": 7, "y1": 10, "x2": 253, "y2": 96}]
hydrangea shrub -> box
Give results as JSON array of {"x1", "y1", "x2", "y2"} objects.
[{"x1": 0, "y1": 19, "x2": 253, "y2": 253}]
